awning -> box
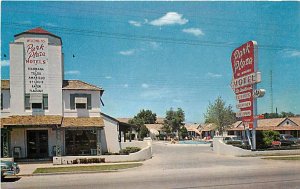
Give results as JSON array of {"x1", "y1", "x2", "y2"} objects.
[
  {"x1": 1, "y1": 115, "x2": 62, "y2": 128},
  {"x1": 75, "y1": 97, "x2": 87, "y2": 104},
  {"x1": 62, "y1": 117, "x2": 104, "y2": 128}
]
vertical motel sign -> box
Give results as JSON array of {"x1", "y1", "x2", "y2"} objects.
[{"x1": 231, "y1": 41, "x2": 261, "y2": 150}]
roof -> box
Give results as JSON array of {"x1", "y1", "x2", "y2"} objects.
[
  {"x1": 63, "y1": 80, "x2": 103, "y2": 92},
  {"x1": 14, "y1": 27, "x2": 61, "y2": 40},
  {"x1": 200, "y1": 123, "x2": 217, "y2": 132},
  {"x1": 1, "y1": 80, "x2": 103, "y2": 92},
  {"x1": 62, "y1": 117, "x2": 104, "y2": 128},
  {"x1": 1, "y1": 115, "x2": 62, "y2": 128},
  {"x1": 290, "y1": 117, "x2": 300, "y2": 126},
  {"x1": 257, "y1": 118, "x2": 286, "y2": 127},
  {"x1": 227, "y1": 117, "x2": 300, "y2": 131},
  {"x1": 145, "y1": 124, "x2": 164, "y2": 131},
  {"x1": 185, "y1": 123, "x2": 201, "y2": 131},
  {"x1": 1, "y1": 80, "x2": 9, "y2": 90}
]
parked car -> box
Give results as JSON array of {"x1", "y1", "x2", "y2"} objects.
[
  {"x1": 1, "y1": 160, "x2": 20, "y2": 179},
  {"x1": 223, "y1": 136, "x2": 243, "y2": 144},
  {"x1": 279, "y1": 134, "x2": 299, "y2": 146}
]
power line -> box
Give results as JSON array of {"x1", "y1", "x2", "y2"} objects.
[{"x1": 3, "y1": 22, "x2": 299, "y2": 51}]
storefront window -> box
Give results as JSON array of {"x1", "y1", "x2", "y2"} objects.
[{"x1": 65, "y1": 130, "x2": 97, "y2": 155}]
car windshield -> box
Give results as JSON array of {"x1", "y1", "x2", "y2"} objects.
[{"x1": 285, "y1": 135, "x2": 294, "y2": 139}]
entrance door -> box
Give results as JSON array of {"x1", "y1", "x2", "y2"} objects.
[{"x1": 27, "y1": 130, "x2": 49, "y2": 158}]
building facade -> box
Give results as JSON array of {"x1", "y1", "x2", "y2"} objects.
[{"x1": 1, "y1": 28, "x2": 124, "y2": 159}]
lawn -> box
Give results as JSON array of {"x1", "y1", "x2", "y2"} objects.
[
  {"x1": 262, "y1": 156, "x2": 300, "y2": 160},
  {"x1": 33, "y1": 163, "x2": 143, "y2": 174}
]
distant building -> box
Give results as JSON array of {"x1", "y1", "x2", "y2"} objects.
[
  {"x1": 184, "y1": 123, "x2": 201, "y2": 138},
  {"x1": 227, "y1": 117, "x2": 300, "y2": 138},
  {"x1": 0, "y1": 28, "x2": 128, "y2": 159}
]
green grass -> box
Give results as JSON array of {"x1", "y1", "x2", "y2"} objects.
[
  {"x1": 33, "y1": 163, "x2": 143, "y2": 174},
  {"x1": 262, "y1": 156, "x2": 300, "y2": 161}
]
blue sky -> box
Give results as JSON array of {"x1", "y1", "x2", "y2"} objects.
[{"x1": 1, "y1": 1, "x2": 300, "y2": 122}]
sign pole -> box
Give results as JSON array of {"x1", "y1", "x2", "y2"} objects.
[{"x1": 252, "y1": 42, "x2": 258, "y2": 151}]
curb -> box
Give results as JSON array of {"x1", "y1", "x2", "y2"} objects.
[{"x1": 17, "y1": 170, "x2": 119, "y2": 177}]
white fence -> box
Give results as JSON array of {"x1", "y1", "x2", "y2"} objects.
[
  {"x1": 213, "y1": 136, "x2": 300, "y2": 156},
  {"x1": 53, "y1": 140, "x2": 152, "y2": 165}
]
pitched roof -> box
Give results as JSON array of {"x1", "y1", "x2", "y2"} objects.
[
  {"x1": 1, "y1": 80, "x2": 9, "y2": 90},
  {"x1": 62, "y1": 117, "x2": 104, "y2": 128},
  {"x1": 1, "y1": 115, "x2": 62, "y2": 128},
  {"x1": 227, "y1": 117, "x2": 300, "y2": 131},
  {"x1": 14, "y1": 27, "x2": 61, "y2": 40},
  {"x1": 257, "y1": 118, "x2": 286, "y2": 127},
  {"x1": 145, "y1": 124, "x2": 164, "y2": 131},
  {"x1": 200, "y1": 123, "x2": 217, "y2": 132},
  {"x1": 185, "y1": 123, "x2": 201, "y2": 130},
  {"x1": 290, "y1": 117, "x2": 300, "y2": 126},
  {"x1": 62, "y1": 80, "x2": 103, "y2": 91}
]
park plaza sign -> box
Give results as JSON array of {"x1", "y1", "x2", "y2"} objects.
[
  {"x1": 24, "y1": 38, "x2": 48, "y2": 94},
  {"x1": 231, "y1": 41, "x2": 260, "y2": 126}
]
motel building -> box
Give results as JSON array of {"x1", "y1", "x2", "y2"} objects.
[{"x1": 1, "y1": 28, "x2": 131, "y2": 160}]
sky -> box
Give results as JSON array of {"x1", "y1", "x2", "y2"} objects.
[{"x1": 1, "y1": 1, "x2": 300, "y2": 123}]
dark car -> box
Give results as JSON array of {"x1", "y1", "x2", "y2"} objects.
[
  {"x1": 280, "y1": 134, "x2": 299, "y2": 146},
  {"x1": 1, "y1": 160, "x2": 20, "y2": 179}
]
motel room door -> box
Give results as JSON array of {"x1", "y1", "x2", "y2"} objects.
[{"x1": 27, "y1": 130, "x2": 49, "y2": 158}]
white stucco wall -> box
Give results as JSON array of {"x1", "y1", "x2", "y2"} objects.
[
  {"x1": 9, "y1": 42, "x2": 25, "y2": 115},
  {"x1": 213, "y1": 136, "x2": 300, "y2": 156},
  {"x1": 10, "y1": 128, "x2": 57, "y2": 158},
  {"x1": 63, "y1": 90, "x2": 101, "y2": 117},
  {"x1": 10, "y1": 128, "x2": 26, "y2": 158},
  {"x1": 102, "y1": 116, "x2": 121, "y2": 153},
  {"x1": 9, "y1": 34, "x2": 63, "y2": 116},
  {"x1": 47, "y1": 45, "x2": 63, "y2": 115}
]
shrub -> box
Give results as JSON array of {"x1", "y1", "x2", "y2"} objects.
[{"x1": 119, "y1": 147, "x2": 141, "y2": 155}]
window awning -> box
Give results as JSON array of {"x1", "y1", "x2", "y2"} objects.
[
  {"x1": 30, "y1": 93, "x2": 43, "y2": 103},
  {"x1": 75, "y1": 97, "x2": 87, "y2": 104}
]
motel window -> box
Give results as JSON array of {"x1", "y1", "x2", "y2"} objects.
[
  {"x1": 25, "y1": 94, "x2": 31, "y2": 110},
  {"x1": 25, "y1": 93, "x2": 48, "y2": 110},
  {"x1": 70, "y1": 94, "x2": 91, "y2": 110},
  {"x1": 43, "y1": 94, "x2": 48, "y2": 110}
]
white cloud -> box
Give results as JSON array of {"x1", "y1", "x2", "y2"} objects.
[
  {"x1": 105, "y1": 76, "x2": 112, "y2": 79},
  {"x1": 141, "y1": 83, "x2": 149, "y2": 88},
  {"x1": 1, "y1": 60, "x2": 10, "y2": 67},
  {"x1": 207, "y1": 72, "x2": 222, "y2": 78},
  {"x1": 44, "y1": 22, "x2": 58, "y2": 27},
  {"x1": 149, "y1": 12, "x2": 188, "y2": 26},
  {"x1": 119, "y1": 49, "x2": 135, "y2": 56},
  {"x1": 140, "y1": 88, "x2": 171, "y2": 99},
  {"x1": 65, "y1": 70, "x2": 80, "y2": 75},
  {"x1": 129, "y1": 20, "x2": 142, "y2": 27},
  {"x1": 182, "y1": 28, "x2": 204, "y2": 37},
  {"x1": 284, "y1": 50, "x2": 300, "y2": 57},
  {"x1": 123, "y1": 84, "x2": 129, "y2": 88}
]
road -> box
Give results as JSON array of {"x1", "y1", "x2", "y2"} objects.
[{"x1": 2, "y1": 141, "x2": 300, "y2": 189}]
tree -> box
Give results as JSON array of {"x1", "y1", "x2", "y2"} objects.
[
  {"x1": 263, "y1": 111, "x2": 295, "y2": 119},
  {"x1": 178, "y1": 126, "x2": 188, "y2": 140},
  {"x1": 129, "y1": 109, "x2": 154, "y2": 139},
  {"x1": 135, "y1": 109, "x2": 157, "y2": 124},
  {"x1": 204, "y1": 97, "x2": 236, "y2": 134},
  {"x1": 163, "y1": 108, "x2": 185, "y2": 137}
]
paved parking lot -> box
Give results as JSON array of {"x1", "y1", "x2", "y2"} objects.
[{"x1": 2, "y1": 141, "x2": 300, "y2": 189}]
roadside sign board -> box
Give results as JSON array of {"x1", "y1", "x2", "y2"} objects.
[{"x1": 231, "y1": 41, "x2": 258, "y2": 123}]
